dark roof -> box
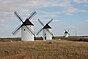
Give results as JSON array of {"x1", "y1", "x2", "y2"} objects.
[
  {"x1": 43, "y1": 24, "x2": 51, "y2": 29},
  {"x1": 22, "y1": 19, "x2": 34, "y2": 26},
  {"x1": 64, "y1": 31, "x2": 68, "y2": 34}
]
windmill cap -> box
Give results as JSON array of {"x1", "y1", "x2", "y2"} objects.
[
  {"x1": 22, "y1": 19, "x2": 34, "y2": 26},
  {"x1": 43, "y1": 24, "x2": 51, "y2": 29}
]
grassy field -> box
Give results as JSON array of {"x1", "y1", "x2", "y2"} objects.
[{"x1": 0, "y1": 36, "x2": 88, "y2": 59}]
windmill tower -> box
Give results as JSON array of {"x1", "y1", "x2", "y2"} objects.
[
  {"x1": 12, "y1": 11, "x2": 36, "y2": 41},
  {"x1": 36, "y1": 19, "x2": 53, "y2": 40},
  {"x1": 64, "y1": 29, "x2": 70, "y2": 37}
]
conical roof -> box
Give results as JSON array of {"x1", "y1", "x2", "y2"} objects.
[
  {"x1": 22, "y1": 19, "x2": 34, "y2": 26},
  {"x1": 65, "y1": 31, "x2": 68, "y2": 34},
  {"x1": 43, "y1": 24, "x2": 51, "y2": 29}
]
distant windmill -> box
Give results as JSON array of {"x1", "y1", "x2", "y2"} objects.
[
  {"x1": 36, "y1": 19, "x2": 53, "y2": 40},
  {"x1": 12, "y1": 11, "x2": 36, "y2": 41},
  {"x1": 64, "y1": 29, "x2": 70, "y2": 37}
]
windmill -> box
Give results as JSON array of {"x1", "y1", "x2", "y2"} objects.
[
  {"x1": 12, "y1": 11, "x2": 36, "y2": 41},
  {"x1": 64, "y1": 29, "x2": 70, "y2": 37},
  {"x1": 36, "y1": 19, "x2": 53, "y2": 40}
]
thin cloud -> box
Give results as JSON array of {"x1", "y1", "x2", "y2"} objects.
[
  {"x1": 64, "y1": 7, "x2": 88, "y2": 15},
  {"x1": 32, "y1": 19, "x2": 63, "y2": 22},
  {"x1": 0, "y1": 0, "x2": 87, "y2": 16},
  {"x1": 0, "y1": 0, "x2": 72, "y2": 12},
  {"x1": 73, "y1": 0, "x2": 88, "y2": 3}
]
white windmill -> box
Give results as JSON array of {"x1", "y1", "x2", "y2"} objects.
[
  {"x1": 36, "y1": 19, "x2": 53, "y2": 40},
  {"x1": 64, "y1": 29, "x2": 70, "y2": 37},
  {"x1": 12, "y1": 11, "x2": 36, "y2": 41}
]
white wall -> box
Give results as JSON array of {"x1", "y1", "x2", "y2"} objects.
[
  {"x1": 43, "y1": 29, "x2": 52, "y2": 40},
  {"x1": 21, "y1": 25, "x2": 34, "y2": 41}
]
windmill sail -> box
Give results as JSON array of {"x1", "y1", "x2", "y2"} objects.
[
  {"x1": 36, "y1": 19, "x2": 53, "y2": 40},
  {"x1": 28, "y1": 11, "x2": 36, "y2": 20},
  {"x1": 14, "y1": 11, "x2": 24, "y2": 23},
  {"x1": 12, "y1": 25, "x2": 22, "y2": 35},
  {"x1": 12, "y1": 11, "x2": 37, "y2": 41},
  {"x1": 38, "y1": 19, "x2": 44, "y2": 26}
]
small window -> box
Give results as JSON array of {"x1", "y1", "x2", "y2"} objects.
[{"x1": 24, "y1": 29, "x2": 25, "y2": 31}]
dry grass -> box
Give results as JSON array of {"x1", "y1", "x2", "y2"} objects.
[
  {"x1": 0, "y1": 38, "x2": 21, "y2": 42},
  {"x1": 53, "y1": 36, "x2": 88, "y2": 42},
  {"x1": 0, "y1": 39, "x2": 88, "y2": 59}
]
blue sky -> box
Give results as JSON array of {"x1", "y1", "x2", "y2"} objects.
[{"x1": 0, "y1": 0, "x2": 88, "y2": 38}]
